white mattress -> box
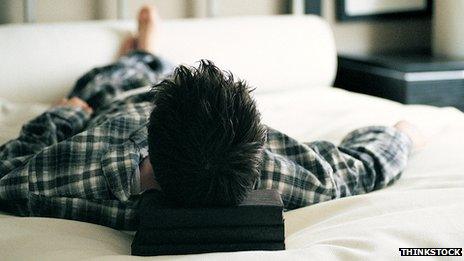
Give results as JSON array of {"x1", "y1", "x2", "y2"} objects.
[{"x1": 1, "y1": 87, "x2": 463, "y2": 260}]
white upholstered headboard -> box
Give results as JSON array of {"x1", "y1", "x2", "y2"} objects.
[{"x1": 0, "y1": 15, "x2": 336, "y2": 103}]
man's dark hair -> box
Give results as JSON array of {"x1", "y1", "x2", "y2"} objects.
[{"x1": 148, "y1": 60, "x2": 266, "y2": 207}]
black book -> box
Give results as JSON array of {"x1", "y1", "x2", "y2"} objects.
[
  {"x1": 131, "y1": 239, "x2": 285, "y2": 256},
  {"x1": 138, "y1": 189, "x2": 284, "y2": 229},
  {"x1": 134, "y1": 224, "x2": 285, "y2": 244}
]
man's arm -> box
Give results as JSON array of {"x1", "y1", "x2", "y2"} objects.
[
  {"x1": 336, "y1": 125, "x2": 413, "y2": 193},
  {"x1": 257, "y1": 123, "x2": 417, "y2": 210},
  {"x1": 28, "y1": 194, "x2": 140, "y2": 230},
  {"x1": 0, "y1": 97, "x2": 92, "y2": 176},
  {"x1": 0, "y1": 186, "x2": 139, "y2": 230}
]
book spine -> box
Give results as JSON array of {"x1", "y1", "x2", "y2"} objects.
[
  {"x1": 135, "y1": 225, "x2": 285, "y2": 244},
  {"x1": 132, "y1": 241, "x2": 285, "y2": 256},
  {"x1": 139, "y1": 206, "x2": 283, "y2": 228}
]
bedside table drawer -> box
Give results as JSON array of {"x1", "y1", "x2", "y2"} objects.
[
  {"x1": 407, "y1": 80, "x2": 464, "y2": 109},
  {"x1": 335, "y1": 56, "x2": 464, "y2": 111}
]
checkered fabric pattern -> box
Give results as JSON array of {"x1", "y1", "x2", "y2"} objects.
[
  {"x1": 258, "y1": 126, "x2": 411, "y2": 210},
  {"x1": 0, "y1": 51, "x2": 412, "y2": 230}
]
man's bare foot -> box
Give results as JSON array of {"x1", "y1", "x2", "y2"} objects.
[
  {"x1": 53, "y1": 97, "x2": 93, "y2": 114},
  {"x1": 394, "y1": 120, "x2": 427, "y2": 151},
  {"x1": 118, "y1": 6, "x2": 158, "y2": 57},
  {"x1": 136, "y1": 5, "x2": 158, "y2": 54},
  {"x1": 119, "y1": 35, "x2": 136, "y2": 57}
]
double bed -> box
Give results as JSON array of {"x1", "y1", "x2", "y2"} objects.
[{"x1": 1, "y1": 15, "x2": 463, "y2": 260}]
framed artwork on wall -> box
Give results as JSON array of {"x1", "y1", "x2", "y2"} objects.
[{"x1": 336, "y1": 0, "x2": 432, "y2": 21}]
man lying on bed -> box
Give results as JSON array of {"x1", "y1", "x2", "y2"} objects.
[{"x1": 0, "y1": 6, "x2": 425, "y2": 230}]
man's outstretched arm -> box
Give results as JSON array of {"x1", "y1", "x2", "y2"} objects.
[
  {"x1": 0, "y1": 97, "x2": 92, "y2": 176},
  {"x1": 257, "y1": 122, "x2": 420, "y2": 210},
  {"x1": 336, "y1": 123, "x2": 414, "y2": 194}
]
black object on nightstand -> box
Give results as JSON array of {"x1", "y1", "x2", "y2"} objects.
[{"x1": 334, "y1": 52, "x2": 464, "y2": 111}]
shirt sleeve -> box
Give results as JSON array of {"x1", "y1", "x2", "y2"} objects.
[
  {"x1": 337, "y1": 126, "x2": 412, "y2": 192},
  {"x1": 27, "y1": 193, "x2": 140, "y2": 230},
  {"x1": 130, "y1": 165, "x2": 145, "y2": 196},
  {"x1": 257, "y1": 126, "x2": 412, "y2": 210}
]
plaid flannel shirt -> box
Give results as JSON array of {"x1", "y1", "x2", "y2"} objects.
[{"x1": 0, "y1": 52, "x2": 412, "y2": 230}]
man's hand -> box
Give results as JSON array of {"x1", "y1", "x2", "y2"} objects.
[
  {"x1": 53, "y1": 97, "x2": 93, "y2": 114},
  {"x1": 394, "y1": 120, "x2": 427, "y2": 151}
]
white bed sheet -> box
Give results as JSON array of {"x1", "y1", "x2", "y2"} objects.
[{"x1": 1, "y1": 87, "x2": 463, "y2": 260}]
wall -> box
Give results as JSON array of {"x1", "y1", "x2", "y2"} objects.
[
  {"x1": 0, "y1": 0, "x2": 431, "y2": 54},
  {"x1": 322, "y1": 0, "x2": 431, "y2": 54},
  {"x1": 0, "y1": 0, "x2": 98, "y2": 23},
  {"x1": 0, "y1": 0, "x2": 285, "y2": 22}
]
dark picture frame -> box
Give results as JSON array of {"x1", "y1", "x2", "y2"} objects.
[{"x1": 336, "y1": 0, "x2": 432, "y2": 21}]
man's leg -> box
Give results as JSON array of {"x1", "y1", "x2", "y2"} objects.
[
  {"x1": 0, "y1": 6, "x2": 169, "y2": 176},
  {"x1": 68, "y1": 6, "x2": 173, "y2": 112}
]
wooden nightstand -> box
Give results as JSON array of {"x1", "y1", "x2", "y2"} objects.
[{"x1": 334, "y1": 52, "x2": 464, "y2": 111}]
